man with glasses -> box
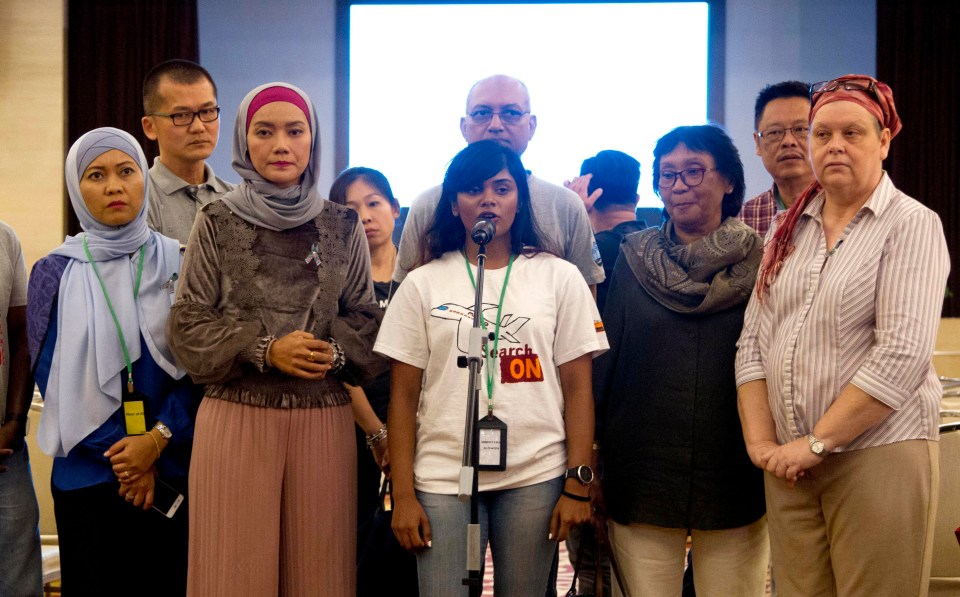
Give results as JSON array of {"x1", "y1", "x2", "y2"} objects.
[
  {"x1": 394, "y1": 74, "x2": 603, "y2": 294},
  {"x1": 739, "y1": 81, "x2": 814, "y2": 238},
  {"x1": 141, "y1": 59, "x2": 233, "y2": 244}
]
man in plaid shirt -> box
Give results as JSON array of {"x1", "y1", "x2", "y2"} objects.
[{"x1": 739, "y1": 81, "x2": 815, "y2": 238}]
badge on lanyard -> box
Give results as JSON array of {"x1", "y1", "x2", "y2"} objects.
[
  {"x1": 464, "y1": 252, "x2": 516, "y2": 473},
  {"x1": 477, "y1": 414, "x2": 508, "y2": 471}
]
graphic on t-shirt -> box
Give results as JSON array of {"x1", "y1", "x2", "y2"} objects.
[
  {"x1": 431, "y1": 302, "x2": 543, "y2": 384},
  {"x1": 431, "y1": 303, "x2": 529, "y2": 352}
]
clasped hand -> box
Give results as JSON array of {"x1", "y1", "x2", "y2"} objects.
[
  {"x1": 105, "y1": 433, "x2": 159, "y2": 484},
  {"x1": 269, "y1": 331, "x2": 334, "y2": 380},
  {"x1": 748, "y1": 438, "x2": 823, "y2": 488}
]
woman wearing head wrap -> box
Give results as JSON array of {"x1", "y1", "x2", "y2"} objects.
[
  {"x1": 27, "y1": 127, "x2": 196, "y2": 595},
  {"x1": 736, "y1": 75, "x2": 950, "y2": 595},
  {"x1": 167, "y1": 83, "x2": 385, "y2": 596}
]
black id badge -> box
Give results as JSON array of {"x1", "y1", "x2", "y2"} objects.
[{"x1": 477, "y1": 414, "x2": 507, "y2": 471}]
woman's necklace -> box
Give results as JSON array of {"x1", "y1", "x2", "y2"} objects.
[{"x1": 375, "y1": 246, "x2": 398, "y2": 306}]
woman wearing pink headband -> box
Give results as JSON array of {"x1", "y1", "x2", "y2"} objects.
[
  {"x1": 169, "y1": 83, "x2": 385, "y2": 596},
  {"x1": 736, "y1": 75, "x2": 950, "y2": 595}
]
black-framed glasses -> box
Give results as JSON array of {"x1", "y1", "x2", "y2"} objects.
[
  {"x1": 148, "y1": 106, "x2": 221, "y2": 126},
  {"x1": 467, "y1": 108, "x2": 528, "y2": 125},
  {"x1": 757, "y1": 124, "x2": 810, "y2": 145},
  {"x1": 657, "y1": 167, "x2": 716, "y2": 189},
  {"x1": 810, "y1": 78, "x2": 879, "y2": 103}
]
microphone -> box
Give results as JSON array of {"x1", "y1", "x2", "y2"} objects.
[{"x1": 470, "y1": 219, "x2": 496, "y2": 246}]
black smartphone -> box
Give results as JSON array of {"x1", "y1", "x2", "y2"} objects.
[{"x1": 152, "y1": 478, "x2": 184, "y2": 518}]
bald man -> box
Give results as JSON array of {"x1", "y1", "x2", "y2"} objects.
[{"x1": 394, "y1": 75, "x2": 603, "y2": 292}]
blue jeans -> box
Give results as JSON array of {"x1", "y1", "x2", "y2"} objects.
[
  {"x1": 0, "y1": 441, "x2": 43, "y2": 597},
  {"x1": 416, "y1": 477, "x2": 562, "y2": 597}
]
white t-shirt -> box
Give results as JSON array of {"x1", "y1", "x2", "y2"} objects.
[
  {"x1": 0, "y1": 221, "x2": 28, "y2": 415},
  {"x1": 375, "y1": 250, "x2": 608, "y2": 494}
]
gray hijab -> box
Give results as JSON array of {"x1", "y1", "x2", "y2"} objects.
[{"x1": 220, "y1": 82, "x2": 325, "y2": 231}]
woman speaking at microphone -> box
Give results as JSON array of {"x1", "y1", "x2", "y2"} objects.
[{"x1": 374, "y1": 140, "x2": 608, "y2": 596}]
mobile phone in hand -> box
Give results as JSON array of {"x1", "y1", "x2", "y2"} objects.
[{"x1": 152, "y1": 478, "x2": 184, "y2": 518}]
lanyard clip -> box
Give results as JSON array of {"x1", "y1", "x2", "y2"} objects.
[{"x1": 304, "y1": 242, "x2": 322, "y2": 266}]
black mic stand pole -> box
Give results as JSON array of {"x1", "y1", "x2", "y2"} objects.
[{"x1": 458, "y1": 243, "x2": 488, "y2": 597}]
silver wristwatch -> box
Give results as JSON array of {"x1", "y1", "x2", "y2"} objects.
[
  {"x1": 153, "y1": 422, "x2": 173, "y2": 440},
  {"x1": 807, "y1": 433, "x2": 826, "y2": 456}
]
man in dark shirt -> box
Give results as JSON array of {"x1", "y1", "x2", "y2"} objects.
[{"x1": 566, "y1": 150, "x2": 645, "y2": 312}]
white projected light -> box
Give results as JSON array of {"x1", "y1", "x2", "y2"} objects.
[{"x1": 348, "y1": 2, "x2": 710, "y2": 208}]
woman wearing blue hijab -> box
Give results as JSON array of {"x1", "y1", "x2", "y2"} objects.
[{"x1": 27, "y1": 127, "x2": 198, "y2": 595}]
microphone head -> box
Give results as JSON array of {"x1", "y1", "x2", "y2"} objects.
[{"x1": 470, "y1": 219, "x2": 497, "y2": 246}]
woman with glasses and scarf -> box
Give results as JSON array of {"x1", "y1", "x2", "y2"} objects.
[
  {"x1": 594, "y1": 124, "x2": 769, "y2": 596},
  {"x1": 28, "y1": 128, "x2": 197, "y2": 595},
  {"x1": 737, "y1": 75, "x2": 950, "y2": 596},
  {"x1": 167, "y1": 83, "x2": 385, "y2": 596}
]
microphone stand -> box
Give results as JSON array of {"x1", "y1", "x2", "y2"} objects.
[{"x1": 458, "y1": 243, "x2": 488, "y2": 597}]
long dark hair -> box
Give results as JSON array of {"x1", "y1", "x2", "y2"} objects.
[{"x1": 420, "y1": 140, "x2": 549, "y2": 266}]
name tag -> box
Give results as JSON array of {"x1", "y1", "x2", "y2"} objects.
[
  {"x1": 477, "y1": 414, "x2": 507, "y2": 471},
  {"x1": 123, "y1": 401, "x2": 147, "y2": 435}
]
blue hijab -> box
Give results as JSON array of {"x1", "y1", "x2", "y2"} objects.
[{"x1": 38, "y1": 127, "x2": 184, "y2": 458}]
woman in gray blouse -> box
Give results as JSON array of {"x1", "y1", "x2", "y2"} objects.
[{"x1": 168, "y1": 82, "x2": 385, "y2": 597}]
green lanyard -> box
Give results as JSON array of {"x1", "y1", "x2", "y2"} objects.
[
  {"x1": 463, "y1": 251, "x2": 515, "y2": 415},
  {"x1": 82, "y1": 235, "x2": 146, "y2": 393}
]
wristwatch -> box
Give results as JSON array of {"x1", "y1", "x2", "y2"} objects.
[
  {"x1": 807, "y1": 433, "x2": 826, "y2": 456},
  {"x1": 153, "y1": 422, "x2": 173, "y2": 440},
  {"x1": 564, "y1": 465, "x2": 595, "y2": 486}
]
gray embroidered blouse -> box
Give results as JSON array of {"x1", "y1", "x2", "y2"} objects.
[{"x1": 168, "y1": 200, "x2": 386, "y2": 409}]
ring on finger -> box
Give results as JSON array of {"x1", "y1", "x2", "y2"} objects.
[
  {"x1": 123, "y1": 471, "x2": 130, "y2": 479},
  {"x1": 125, "y1": 494, "x2": 134, "y2": 501},
  {"x1": 307, "y1": 351, "x2": 316, "y2": 362}
]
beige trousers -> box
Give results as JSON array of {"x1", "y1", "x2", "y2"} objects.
[
  {"x1": 608, "y1": 516, "x2": 769, "y2": 597},
  {"x1": 186, "y1": 398, "x2": 356, "y2": 597},
  {"x1": 765, "y1": 439, "x2": 939, "y2": 597}
]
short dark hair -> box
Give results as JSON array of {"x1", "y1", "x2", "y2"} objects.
[
  {"x1": 754, "y1": 80, "x2": 810, "y2": 130},
  {"x1": 579, "y1": 150, "x2": 640, "y2": 210},
  {"x1": 419, "y1": 140, "x2": 550, "y2": 267},
  {"x1": 652, "y1": 124, "x2": 745, "y2": 220},
  {"x1": 329, "y1": 167, "x2": 400, "y2": 211},
  {"x1": 142, "y1": 59, "x2": 217, "y2": 114}
]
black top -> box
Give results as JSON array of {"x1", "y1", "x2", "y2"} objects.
[
  {"x1": 594, "y1": 256, "x2": 765, "y2": 531},
  {"x1": 364, "y1": 279, "x2": 395, "y2": 421},
  {"x1": 595, "y1": 219, "x2": 647, "y2": 313}
]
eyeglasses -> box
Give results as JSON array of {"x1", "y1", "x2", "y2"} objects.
[
  {"x1": 810, "y1": 78, "x2": 879, "y2": 103},
  {"x1": 757, "y1": 124, "x2": 810, "y2": 145},
  {"x1": 466, "y1": 108, "x2": 528, "y2": 125},
  {"x1": 148, "y1": 106, "x2": 221, "y2": 126},
  {"x1": 658, "y1": 167, "x2": 716, "y2": 189}
]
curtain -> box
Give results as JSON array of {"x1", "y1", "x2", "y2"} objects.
[
  {"x1": 877, "y1": 0, "x2": 959, "y2": 316},
  {"x1": 67, "y1": 0, "x2": 199, "y2": 235}
]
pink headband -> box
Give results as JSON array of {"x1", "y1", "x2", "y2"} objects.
[{"x1": 245, "y1": 86, "x2": 311, "y2": 131}]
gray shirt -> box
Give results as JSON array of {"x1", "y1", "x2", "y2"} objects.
[
  {"x1": 146, "y1": 158, "x2": 234, "y2": 244},
  {"x1": 0, "y1": 221, "x2": 27, "y2": 416},
  {"x1": 394, "y1": 173, "x2": 604, "y2": 286}
]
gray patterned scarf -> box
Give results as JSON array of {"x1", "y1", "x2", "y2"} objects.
[{"x1": 621, "y1": 217, "x2": 762, "y2": 314}]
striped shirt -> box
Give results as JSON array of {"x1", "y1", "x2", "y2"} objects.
[{"x1": 736, "y1": 174, "x2": 950, "y2": 451}]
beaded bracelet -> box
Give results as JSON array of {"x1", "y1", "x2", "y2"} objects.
[
  {"x1": 328, "y1": 338, "x2": 346, "y2": 373},
  {"x1": 366, "y1": 425, "x2": 388, "y2": 449}
]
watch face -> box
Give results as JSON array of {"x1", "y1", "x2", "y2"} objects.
[
  {"x1": 579, "y1": 466, "x2": 594, "y2": 484},
  {"x1": 809, "y1": 437, "x2": 824, "y2": 455}
]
